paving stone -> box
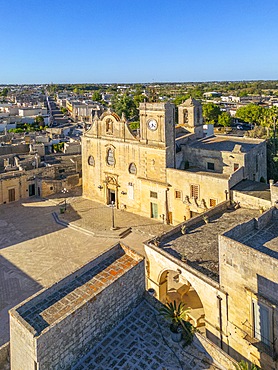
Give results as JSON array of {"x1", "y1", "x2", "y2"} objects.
[{"x1": 72, "y1": 300, "x2": 218, "y2": 370}]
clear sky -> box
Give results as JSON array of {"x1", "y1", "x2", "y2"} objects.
[{"x1": 1, "y1": 0, "x2": 278, "y2": 84}]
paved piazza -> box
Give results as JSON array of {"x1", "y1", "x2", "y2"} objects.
[
  {"x1": 73, "y1": 300, "x2": 219, "y2": 370},
  {"x1": 0, "y1": 193, "x2": 171, "y2": 346}
]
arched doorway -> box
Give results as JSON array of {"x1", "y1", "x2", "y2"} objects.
[{"x1": 158, "y1": 269, "x2": 205, "y2": 333}]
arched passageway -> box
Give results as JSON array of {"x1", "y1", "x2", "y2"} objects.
[{"x1": 159, "y1": 269, "x2": 205, "y2": 333}]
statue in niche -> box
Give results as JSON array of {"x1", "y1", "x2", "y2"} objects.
[{"x1": 106, "y1": 118, "x2": 113, "y2": 134}]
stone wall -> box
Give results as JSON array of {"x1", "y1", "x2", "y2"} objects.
[
  {"x1": 143, "y1": 243, "x2": 227, "y2": 351},
  {"x1": 219, "y1": 230, "x2": 278, "y2": 369},
  {"x1": 167, "y1": 168, "x2": 229, "y2": 224},
  {"x1": 10, "y1": 244, "x2": 145, "y2": 370},
  {"x1": 193, "y1": 333, "x2": 238, "y2": 370},
  {"x1": 271, "y1": 182, "x2": 278, "y2": 205},
  {"x1": 231, "y1": 190, "x2": 271, "y2": 210},
  {"x1": 0, "y1": 166, "x2": 56, "y2": 204},
  {"x1": 0, "y1": 342, "x2": 9, "y2": 369}
]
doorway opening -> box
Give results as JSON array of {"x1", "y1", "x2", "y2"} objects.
[
  {"x1": 108, "y1": 189, "x2": 116, "y2": 204},
  {"x1": 151, "y1": 202, "x2": 158, "y2": 218},
  {"x1": 8, "y1": 188, "x2": 15, "y2": 202},
  {"x1": 29, "y1": 184, "x2": 35, "y2": 197}
]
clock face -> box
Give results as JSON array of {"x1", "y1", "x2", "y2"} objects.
[{"x1": 148, "y1": 119, "x2": 158, "y2": 131}]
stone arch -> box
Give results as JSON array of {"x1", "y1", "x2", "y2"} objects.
[{"x1": 158, "y1": 268, "x2": 206, "y2": 332}]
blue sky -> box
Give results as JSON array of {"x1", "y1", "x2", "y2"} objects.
[{"x1": 0, "y1": 0, "x2": 278, "y2": 84}]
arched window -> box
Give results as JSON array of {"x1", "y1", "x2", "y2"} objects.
[
  {"x1": 183, "y1": 109, "x2": 188, "y2": 124},
  {"x1": 107, "y1": 148, "x2": 115, "y2": 166},
  {"x1": 128, "y1": 163, "x2": 137, "y2": 175}
]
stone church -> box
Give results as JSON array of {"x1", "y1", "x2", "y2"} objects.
[{"x1": 82, "y1": 98, "x2": 266, "y2": 224}]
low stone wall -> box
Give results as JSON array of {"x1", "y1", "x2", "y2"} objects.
[
  {"x1": 228, "y1": 166, "x2": 244, "y2": 189},
  {"x1": 255, "y1": 208, "x2": 273, "y2": 230},
  {"x1": 231, "y1": 190, "x2": 271, "y2": 210},
  {"x1": 194, "y1": 333, "x2": 237, "y2": 370},
  {"x1": 10, "y1": 244, "x2": 145, "y2": 370},
  {"x1": 148, "y1": 200, "x2": 230, "y2": 243},
  {"x1": 0, "y1": 342, "x2": 9, "y2": 368}
]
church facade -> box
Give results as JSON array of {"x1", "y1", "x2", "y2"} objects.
[{"x1": 82, "y1": 99, "x2": 267, "y2": 225}]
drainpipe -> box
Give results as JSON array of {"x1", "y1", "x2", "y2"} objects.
[
  {"x1": 165, "y1": 188, "x2": 170, "y2": 224},
  {"x1": 217, "y1": 295, "x2": 223, "y2": 349}
]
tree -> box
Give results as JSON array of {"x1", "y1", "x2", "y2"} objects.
[
  {"x1": 218, "y1": 112, "x2": 232, "y2": 127},
  {"x1": 92, "y1": 91, "x2": 102, "y2": 102},
  {"x1": 173, "y1": 94, "x2": 190, "y2": 106},
  {"x1": 35, "y1": 116, "x2": 45, "y2": 127},
  {"x1": 235, "y1": 104, "x2": 263, "y2": 125},
  {"x1": 0, "y1": 88, "x2": 8, "y2": 97},
  {"x1": 202, "y1": 103, "x2": 221, "y2": 124},
  {"x1": 133, "y1": 94, "x2": 147, "y2": 108},
  {"x1": 112, "y1": 94, "x2": 138, "y2": 120}
]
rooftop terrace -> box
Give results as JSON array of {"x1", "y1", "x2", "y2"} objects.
[
  {"x1": 189, "y1": 135, "x2": 263, "y2": 152},
  {"x1": 157, "y1": 207, "x2": 260, "y2": 282}
]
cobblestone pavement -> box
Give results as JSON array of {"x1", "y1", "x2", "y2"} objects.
[
  {"x1": 0, "y1": 194, "x2": 171, "y2": 346},
  {"x1": 73, "y1": 300, "x2": 219, "y2": 370}
]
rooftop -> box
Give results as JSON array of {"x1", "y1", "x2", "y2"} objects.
[
  {"x1": 15, "y1": 244, "x2": 141, "y2": 335},
  {"x1": 157, "y1": 207, "x2": 260, "y2": 282},
  {"x1": 231, "y1": 179, "x2": 271, "y2": 201},
  {"x1": 188, "y1": 135, "x2": 264, "y2": 152},
  {"x1": 233, "y1": 209, "x2": 278, "y2": 258}
]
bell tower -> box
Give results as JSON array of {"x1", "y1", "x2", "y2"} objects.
[
  {"x1": 139, "y1": 102, "x2": 176, "y2": 168},
  {"x1": 178, "y1": 97, "x2": 203, "y2": 138},
  {"x1": 139, "y1": 102, "x2": 175, "y2": 146}
]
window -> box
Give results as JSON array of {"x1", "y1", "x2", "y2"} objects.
[
  {"x1": 150, "y1": 191, "x2": 158, "y2": 199},
  {"x1": 207, "y1": 162, "x2": 215, "y2": 171},
  {"x1": 252, "y1": 299, "x2": 272, "y2": 347},
  {"x1": 209, "y1": 198, "x2": 217, "y2": 207},
  {"x1": 234, "y1": 163, "x2": 239, "y2": 171},
  {"x1": 128, "y1": 163, "x2": 137, "y2": 175},
  {"x1": 128, "y1": 183, "x2": 134, "y2": 200},
  {"x1": 190, "y1": 184, "x2": 199, "y2": 199},
  {"x1": 88, "y1": 155, "x2": 95, "y2": 166},
  {"x1": 106, "y1": 148, "x2": 115, "y2": 166},
  {"x1": 175, "y1": 190, "x2": 182, "y2": 199}
]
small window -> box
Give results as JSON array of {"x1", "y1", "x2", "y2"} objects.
[
  {"x1": 175, "y1": 190, "x2": 182, "y2": 199},
  {"x1": 128, "y1": 163, "x2": 137, "y2": 175},
  {"x1": 234, "y1": 163, "x2": 239, "y2": 171},
  {"x1": 209, "y1": 198, "x2": 216, "y2": 207},
  {"x1": 207, "y1": 162, "x2": 215, "y2": 171},
  {"x1": 50, "y1": 186, "x2": 53, "y2": 191},
  {"x1": 88, "y1": 155, "x2": 95, "y2": 166},
  {"x1": 190, "y1": 184, "x2": 199, "y2": 199},
  {"x1": 107, "y1": 148, "x2": 115, "y2": 166},
  {"x1": 150, "y1": 191, "x2": 158, "y2": 199},
  {"x1": 252, "y1": 299, "x2": 272, "y2": 347}
]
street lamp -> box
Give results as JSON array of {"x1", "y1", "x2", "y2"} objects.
[
  {"x1": 61, "y1": 187, "x2": 69, "y2": 210},
  {"x1": 108, "y1": 201, "x2": 116, "y2": 230}
]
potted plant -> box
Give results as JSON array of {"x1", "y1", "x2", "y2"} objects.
[
  {"x1": 234, "y1": 360, "x2": 260, "y2": 370},
  {"x1": 160, "y1": 300, "x2": 191, "y2": 343}
]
